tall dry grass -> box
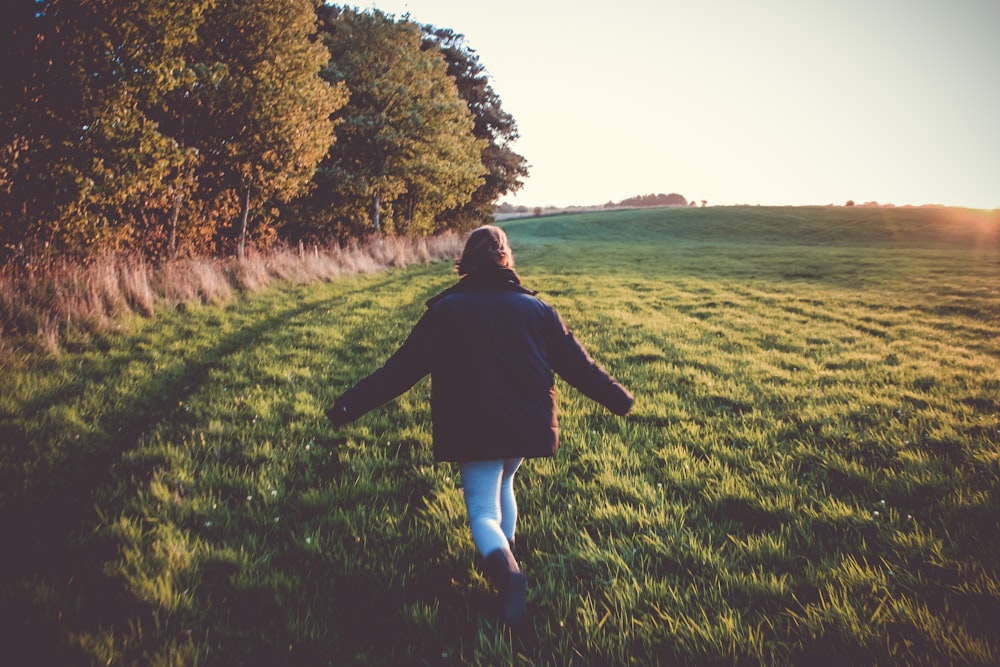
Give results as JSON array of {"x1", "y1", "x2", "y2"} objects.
[{"x1": 0, "y1": 233, "x2": 464, "y2": 357}]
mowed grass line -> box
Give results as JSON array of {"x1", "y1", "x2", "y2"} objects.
[{"x1": 1, "y1": 206, "x2": 998, "y2": 665}]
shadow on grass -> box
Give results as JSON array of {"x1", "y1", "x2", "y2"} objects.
[
  {"x1": 1, "y1": 267, "x2": 489, "y2": 665},
  {"x1": 2, "y1": 306, "x2": 318, "y2": 663},
  {"x1": 0, "y1": 277, "x2": 399, "y2": 664}
]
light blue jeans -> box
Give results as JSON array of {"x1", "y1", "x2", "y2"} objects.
[{"x1": 458, "y1": 458, "x2": 524, "y2": 557}]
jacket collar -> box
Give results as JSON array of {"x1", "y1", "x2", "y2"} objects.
[{"x1": 427, "y1": 266, "x2": 537, "y2": 307}]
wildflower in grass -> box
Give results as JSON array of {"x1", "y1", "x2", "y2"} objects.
[{"x1": 326, "y1": 225, "x2": 634, "y2": 632}]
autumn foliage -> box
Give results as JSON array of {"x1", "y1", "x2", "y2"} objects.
[{"x1": 0, "y1": 1, "x2": 526, "y2": 261}]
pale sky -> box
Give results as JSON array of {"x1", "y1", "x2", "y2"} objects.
[{"x1": 368, "y1": 0, "x2": 1000, "y2": 209}]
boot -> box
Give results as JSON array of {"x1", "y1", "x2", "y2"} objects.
[{"x1": 484, "y1": 547, "x2": 528, "y2": 628}]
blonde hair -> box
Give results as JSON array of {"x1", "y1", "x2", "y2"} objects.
[{"x1": 457, "y1": 225, "x2": 514, "y2": 276}]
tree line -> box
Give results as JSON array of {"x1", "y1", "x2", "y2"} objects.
[
  {"x1": 0, "y1": 1, "x2": 528, "y2": 260},
  {"x1": 607, "y1": 193, "x2": 690, "y2": 208}
]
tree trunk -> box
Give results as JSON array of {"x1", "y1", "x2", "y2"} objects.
[
  {"x1": 168, "y1": 192, "x2": 182, "y2": 259},
  {"x1": 237, "y1": 185, "x2": 251, "y2": 260},
  {"x1": 406, "y1": 188, "x2": 416, "y2": 229},
  {"x1": 372, "y1": 190, "x2": 381, "y2": 234}
]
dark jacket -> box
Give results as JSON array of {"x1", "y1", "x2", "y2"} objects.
[{"x1": 330, "y1": 266, "x2": 633, "y2": 462}]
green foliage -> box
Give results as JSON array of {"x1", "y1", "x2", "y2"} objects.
[
  {"x1": 1, "y1": 2, "x2": 502, "y2": 259},
  {"x1": 2, "y1": 207, "x2": 998, "y2": 665},
  {"x1": 420, "y1": 27, "x2": 530, "y2": 228},
  {"x1": 0, "y1": 0, "x2": 216, "y2": 257},
  {"x1": 308, "y1": 6, "x2": 486, "y2": 238},
  {"x1": 193, "y1": 0, "x2": 348, "y2": 258}
]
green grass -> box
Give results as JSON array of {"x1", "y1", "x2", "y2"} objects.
[{"x1": 2, "y1": 206, "x2": 998, "y2": 665}]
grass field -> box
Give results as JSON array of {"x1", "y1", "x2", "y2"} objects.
[{"x1": 1, "y1": 206, "x2": 998, "y2": 665}]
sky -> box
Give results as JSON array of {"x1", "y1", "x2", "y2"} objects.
[{"x1": 368, "y1": 0, "x2": 1000, "y2": 209}]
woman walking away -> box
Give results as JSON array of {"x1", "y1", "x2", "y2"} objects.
[{"x1": 326, "y1": 225, "x2": 633, "y2": 629}]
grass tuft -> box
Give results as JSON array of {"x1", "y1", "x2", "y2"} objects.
[{"x1": 0, "y1": 233, "x2": 463, "y2": 360}]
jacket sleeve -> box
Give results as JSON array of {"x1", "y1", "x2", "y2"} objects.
[
  {"x1": 329, "y1": 310, "x2": 435, "y2": 426},
  {"x1": 545, "y1": 308, "x2": 634, "y2": 416}
]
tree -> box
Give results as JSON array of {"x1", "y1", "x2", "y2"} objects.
[
  {"x1": 1, "y1": 1, "x2": 511, "y2": 257},
  {"x1": 615, "y1": 193, "x2": 688, "y2": 208},
  {"x1": 312, "y1": 7, "x2": 484, "y2": 237},
  {"x1": 77, "y1": 0, "x2": 217, "y2": 257},
  {"x1": 0, "y1": 0, "x2": 62, "y2": 255},
  {"x1": 0, "y1": 0, "x2": 141, "y2": 255},
  {"x1": 1, "y1": 0, "x2": 217, "y2": 258},
  {"x1": 193, "y1": 0, "x2": 347, "y2": 257},
  {"x1": 420, "y1": 27, "x2": 529, "y2": 229}
]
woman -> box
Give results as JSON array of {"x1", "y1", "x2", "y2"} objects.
[{"x1": 327, "y1": 225, "x2": 633, "y2": 628}]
